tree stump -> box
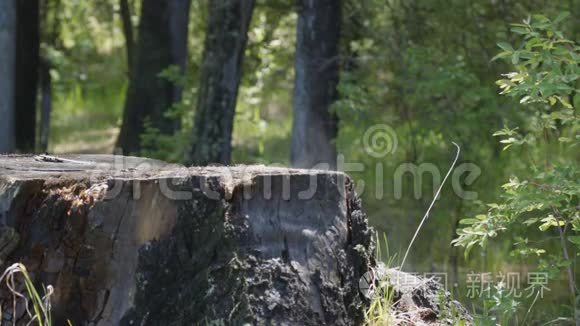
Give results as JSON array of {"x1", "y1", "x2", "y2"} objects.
[{"x1": 0, "y1": 155, "x2": 374, "y2": 325}]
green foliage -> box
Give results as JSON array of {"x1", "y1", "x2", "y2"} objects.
[
  {"x1": 454, "y1": 13, "x2": 579, "y2": 322},
  {"x1": 47, "y1": 0, "x2": 130, "y2": 153},
  {"x1": 138, "y1": 65, "x2": 196, "y2": 162},
  {"x1": 455, "y1": 13, "x2": 579, "y2": 256},
  {"x1": 494, "y1": 13, "x2": 578, "y2": 108},
  {"x1": 139, "y1": 1, "x2": 297, "y2": 164},
  {"x1": 476, "y1": 283, "x2": 521, "y2": 325},
  {"x1": 232, "y1": 3, "x2": 296, "y2": 164},
  {"x1": 333, "y1": 0, "x2": 525, "y2": 271}
]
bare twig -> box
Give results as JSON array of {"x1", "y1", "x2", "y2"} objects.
[{"x1": 400, "y1": 142, "x2": 461, "y2": 270}]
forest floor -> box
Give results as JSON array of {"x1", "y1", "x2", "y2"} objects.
[{"x1": 51, "y1": 127, "x2": 118, "y2": 154}]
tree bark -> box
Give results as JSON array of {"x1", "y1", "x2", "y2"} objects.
[
  {"x1": 38, "y1": 58, "x2": 52, "y2": 153},
  {"x1": 187, "y1": 0, "x2": 255, "y2": 166},
  {"x1": 0, "y1": 0, "x2": 17, "y2": 153},
  {"x1": 116, "y1": 0, "x2": 192, "y2": 155},
  {"x1": 169, "y1": 0, "x2": 191, "y2": 105},
  {"x1": 291, "y1": 0, "x2": 341, "y2": 170},
  {"x1": 119, "y1": 0, "x2": 134, "y2": 77},
  {"x1": 0, "y1": 155, "x2": 374, "y2": 325},
  {"x1": 14, "y1": 0, "x2": 40, "y2": 153}
]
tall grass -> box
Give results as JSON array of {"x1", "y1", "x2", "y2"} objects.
[
  {"x1": 365, "y1": 233, "x2": 398, "y2": 325},
  {"x1": 0, "y1": 263, "x2": 53, "y2": 326}
]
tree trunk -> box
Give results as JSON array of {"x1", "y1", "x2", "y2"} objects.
[
  {"x1": 169, "y1": 0, "x2": 191, "y2": 105},
  {"x1": 0, "y1": 154, "x2": 374, "y2": 325},
  {"x1": 38, "y1": 58, "x2": 52, "y2": 153},
  {"x1": 187, "y1": 0, "x2": 255, "y2": 166},
  {"x1": 14, "y1": 0, "x2": 40, "y2": 153},
  {"x1": 291, "y1": 0, "x2": 341, "y2": 170},
  {"x1": 116, "y1": 0, "x2": 192, "y2": 155},
  {"x1": 0, "y1": 0, "x2": 17, "y2": 153},
  {"x1": 119, "y1": 0, "x2": 134, "y2": 77}
]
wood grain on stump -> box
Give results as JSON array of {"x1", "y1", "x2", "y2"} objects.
[{"x1": 0, "y1": 155, "x2": 374, "y2": 325}]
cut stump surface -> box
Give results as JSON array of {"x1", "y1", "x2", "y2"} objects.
[{"x1": 0, "y1": 155, "x2": 374, "y2": 325}]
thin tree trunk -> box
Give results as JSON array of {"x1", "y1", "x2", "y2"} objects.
[
  {"x1": 290, "y1": 0, "x2": 341, "y2": 170},
  {"x1": 15, "y1": 0, "x2": 40, "y2": 153},
  {"x1": 117, "y1": 0, "x2": 192, "y2": 155},
  {"x1": 187, "y1": 0, "x2": 255, "y2": 166},
  {"x1": 36, "y1": 0, "x2": 60, "y2": 153},
  {"x1": 342, "y1": 0, "x2": 363, "y2": 72},
  {"x1": 0, "y1": 0, "x2": 17, "y2": 153},
  {"x1": 119, "y1": 0, "x2": 134, "y2": 76},
  {"x1": 169, "y1": 0, "x2": 191, "y2": 105},
  {"x1": 39, "y1": 58, "x2": 52, "y2": 153}
]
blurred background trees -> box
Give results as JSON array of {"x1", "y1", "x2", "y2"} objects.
[
  {"x1": 15, "y1": 0, "x2": 40, "y2": 152},
  {"x1": 116, "y1": 0, "x2": 191, "y2": 154},
  {"x1": 0, "y1": 0, "x2": 16, "y2": 152},
  {"x1": 0, "y1": 0, "x2": 578, "y2": 323},
  {"x1": 188, "y1": 0, "x2": 255, "y2": 165},
  {"x1": 290, "y1": 0, "x2": 341, "y2": 169}
]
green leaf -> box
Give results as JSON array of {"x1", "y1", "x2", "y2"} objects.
[
  {"x1": 497, "y1": 42, "x2": 514, "y2": 52},
  {"x1": 491, "y1": 51, "x2": 511, "y2": 62},
  {"x1": 511, "y1": 51, "x2": 520, "y2": 64},
  {"x1": 553, "y1": 12, "x2": 570, "y2": 24},
  {"x1": 511, "y1": 27, "x2": 528, "y2": 35},
  {"x1": 539, "y1": 216, "x2": 566, "y2": 231},
  {"x1": 539, "y1": 223, "x2": 551, "y2": 231},
  {"x1": 459, "y1": 218, "x2": 480, "y2": 225},
  {"x1": 500, "y1": 137, "x2": 517, "y2": 144}
]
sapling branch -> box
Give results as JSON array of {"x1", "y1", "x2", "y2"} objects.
[{"x1": 554, "y1": 208, "x2": 578, "y2": 324}]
